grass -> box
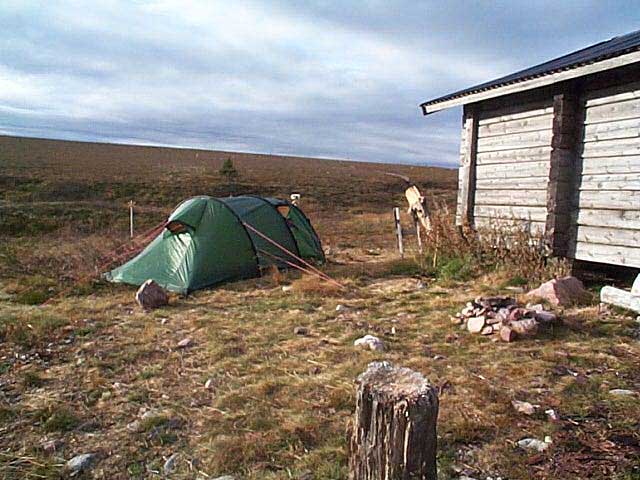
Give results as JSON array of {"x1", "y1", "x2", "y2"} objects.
[{"x1": 1, "y1": 135, "x2": 639, "y2": 479}]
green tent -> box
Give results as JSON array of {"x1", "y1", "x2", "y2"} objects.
[{"x1": 105, "y1": 195, "x2": 324, "y2": 294}]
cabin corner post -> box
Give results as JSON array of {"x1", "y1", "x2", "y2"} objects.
[
  {"x1": 456, "y1": 104, "x2": 479, "y2": 226},
  {"x1": 545, "y1": 92, "x2": 580, "y2": 256}
]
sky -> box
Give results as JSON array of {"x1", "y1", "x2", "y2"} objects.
[{"x1": 1, "y1": 1, "x2": 639, "y2": 166}]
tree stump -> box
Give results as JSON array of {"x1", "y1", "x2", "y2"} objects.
[{"x1": 349, "y1": 361, "x2": 439, "y2": 480}]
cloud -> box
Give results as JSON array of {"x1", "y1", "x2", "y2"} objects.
[{"x1": 1, "y1": 1, "x2": 639, "y2": 165}]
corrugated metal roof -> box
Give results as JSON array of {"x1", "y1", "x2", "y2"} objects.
[{"x1": 421, "y1": 29, "x2": 640, "y2": 111}]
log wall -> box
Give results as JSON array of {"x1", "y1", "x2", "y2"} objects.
[
  {"x1": 574, "y1": 81, "x2": 640, "y2": 267},
  {"x1": 471, "y1": 100, "x2": 554, "y2": 234}
]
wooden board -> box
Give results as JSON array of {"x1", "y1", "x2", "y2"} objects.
[
  {"x1": 476, "y1": 161, "x2": 550, "y2": 179},
  {"x1": 579, "y1": 173, "x2": 640, "y2": 191},
  {"x1": 478, "y1": 113, "x2": 553, "y2": 137},
  {"x1": 581, "y1": 155, "x2": 640, "y2": 175},
  {"x1": 475, "y1": 189, "x2": 547, "y2": 207},
  {"x1": 577, "y1": 190, "x2": 640, "y2": 210},
  {"x1": 583, "y1": 117, "x2": 640, "y2": 142},
  {"x1": 580, "y1": 136, "x2": 640, "y2": 158},
  {"x1": 584, "y1": 96, "x2": 640, "y2": 125},
  {"x1": 476, "y1": 146, "x2": 551, "y2": 165},
  {"x1": 574, "y1": 241, "x2": 640, "y2": 268},
  {"x1": 476, "y1": 176, "x2": 549, "y2": 189},
  {"x1": 477, "y1": 129, "x2": 553, "y2": 153},
  {"x1": 576, "y1": 225, "x2": 640, "y2": 247},
  {"x1": 475, "y1": 216, "x2": 545, "y2": 233},
  {"x1": 577, "y1": 208, "x2": 640, "y2": 230},
  {"x1": 474, "y1": 205, "x2": 547, "y2": 222}
]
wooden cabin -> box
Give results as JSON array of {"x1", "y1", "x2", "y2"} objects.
[{"x1": 421, "y1": 30, "x2": 640, "y2": 269}]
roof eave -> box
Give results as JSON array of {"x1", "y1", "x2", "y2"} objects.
[{"x1": 420, "y1": 49, "x2": 640, "y2": 115}]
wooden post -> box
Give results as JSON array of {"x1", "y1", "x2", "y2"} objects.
[
  {"x1": 415, "y1": 218, "x2": 423, "y2": 254},
  {"x1": 393, "y1": 207, "x2": 404, "y2": 258},
  {"x1": 545, "y1": 92, "x2": 580, "y2": 257},
  {"x1": 456, "y1": 104, "x2": 479, "y2": 227},
  {"x1": 349, "y1": 361, "x2": 439, "y2": 480},
  {"x1": 128, "y1": 200, "x2": 135, "y2": 238}
]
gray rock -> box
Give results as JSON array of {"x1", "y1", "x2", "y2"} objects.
[
  {"x1": 163, "y1": 453, "x2": 179, "y2": 474},
  {"x1": 135, "y1": 279, "x2": 169, "y2": 310},
  {"x1": 67, "y1": 453, "x2": 96, "y2": 473}
]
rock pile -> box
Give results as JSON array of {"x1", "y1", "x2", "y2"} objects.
[{"x1": 451, "y1": 296, "x2": 559, "y2": 342}]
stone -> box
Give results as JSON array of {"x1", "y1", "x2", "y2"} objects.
[
  {"x1": 480, "y1": 326, "x2": 494, "y2": 335},
  {"x1": 204, "y1": 379, "x2": 214, "y2": 390},
  {"x1": 511, "y1": 400, "x2": 537, "y2": 415},
  {"x1": 354, "y1": 334, "x2": 385, "y2": 352},
  {"x1": 535, "y1": 311, "x2": 558, "y2": 324},
  {"x1": 509, "y1": 318, "x2": 539, "y2": 337},
  {"x1": 526, "y1": 303, "x2": 545, "y2": 312},
  {"x1": 609, "y1": 389, "x2": 636, "y2": 396},
  {"x1": 177, "y1": 338, "x2": 193, "y2": 349},
  {"x1": 212, "y1": 476, "x2": 236, "y2": 480},
  {"x1": 282, "y1": 285, "x2": 293, "y2": 293},
  {"x1": 526, "y1": 276, "x2": 588, "y2": 306},
  {"x1": 293, "y1": 326, "x2": 309, "y2": 336},
  {"x1": 507, "y1": 308, "x2": 528, "y2": 322},
  {"x1": 517, "y1": 437, "x2": 551, "y2": 452},
  {"x1": 336, "y1": 304, "x2": 350, "y2": 312},
  {"x1": 164, "y1": 453, "x2": 179, "y2": 474},
  {"x1": 467, "y1": 316, "x2": 486, "y2": 333},
  {"x1": 135, "y1": 279, "x2": 169, "y2": 310},
  {"x1": 66, "y1": 453, "x2": 96, "y2": 474},
  {"x1": 499, "y1": 326, "x2": 516, "y2": 342}
]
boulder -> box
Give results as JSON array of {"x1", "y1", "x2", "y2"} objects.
[
  {"x1": 135, "y1": 279, "x2": 168, "y2": 310},
  {"x1": 526, "y1": 276, "x2": 588, "y2": 306}
]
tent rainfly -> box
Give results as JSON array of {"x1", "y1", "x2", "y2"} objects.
[{"x1": 105, "y1": 195, "x2": 324, "y2": 294}]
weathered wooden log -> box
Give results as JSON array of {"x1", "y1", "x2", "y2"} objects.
[
  {"x1": 349, "y1": 361, "x2": 439, "y2": 480},
  {"x1": 601, "y1": 285, "x2": 640, "y2": 314}
]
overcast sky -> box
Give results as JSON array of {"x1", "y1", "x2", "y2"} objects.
[{"x1": 1, "y1": 1, "x2": 639, "y2": 166}]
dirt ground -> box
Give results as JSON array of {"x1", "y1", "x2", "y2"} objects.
[{"x1": 1, "y1": 136, "x2": 639, "y2": 479}]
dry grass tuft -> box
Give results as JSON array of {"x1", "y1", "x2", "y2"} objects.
[{"x1": 290, "y1": 274, "x2": 344, "y2": 297}]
